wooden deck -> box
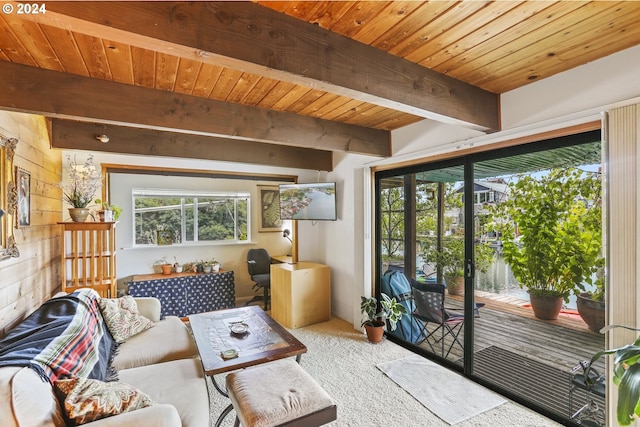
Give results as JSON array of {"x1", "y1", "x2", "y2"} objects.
[{"x1": 407, "y1": 292, "x2": 606, "y2": 423}]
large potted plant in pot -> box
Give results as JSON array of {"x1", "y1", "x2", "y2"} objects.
[
  {"x1": 360, "y1": 293, "x2": 407, "y2": 343},
  {"x1": 488, "y1": 167, "x2": 603, "y2": 320}
]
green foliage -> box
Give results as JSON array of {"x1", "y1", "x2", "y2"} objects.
[
  {"x1": 425, "y1": 236, "x2": 493, "y2": 280},
  {"x1": 587, "y1": 325, "x2": 640, "y2": 425},
  {"x1": 487, "y1": 167, "x2": 603, "y2": 301},
  {"x1": 360, "y1": 294, "x2": 407, "y2": 331},
  {"x1": 134, "y1": 196, "x2": 247, "y2": 244}
]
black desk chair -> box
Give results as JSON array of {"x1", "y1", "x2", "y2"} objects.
[{"x1": 246, "y1": 248, "x2": 271, "y2": 310}]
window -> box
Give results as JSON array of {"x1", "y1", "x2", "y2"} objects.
[{"x1": 133, "y1": 189, "x2": 249, "y2": 245}]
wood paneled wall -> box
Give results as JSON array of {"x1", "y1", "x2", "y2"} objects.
[{"x1": 0, "y1": 111, "x2": 62, "y2": 336}]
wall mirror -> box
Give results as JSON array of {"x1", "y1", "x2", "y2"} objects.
[{"x1": 0, "y1": 134, "x2": 19, "y2": 258}]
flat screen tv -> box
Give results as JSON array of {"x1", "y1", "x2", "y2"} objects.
[{"x1": 279, "y1": 182, "x2": 337, "y2": 221}]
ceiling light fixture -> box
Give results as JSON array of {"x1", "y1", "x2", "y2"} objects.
[{"x1": 96, "y1": 134, "x2": 110, "y2": 143}]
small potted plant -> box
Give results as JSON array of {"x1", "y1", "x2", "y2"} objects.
[
  {"x1": 154, "y1": 257, "x2": 172, "y2": 275},
  {"x1": 360, "y1": 293, "x2": 407, "y2": 343}
]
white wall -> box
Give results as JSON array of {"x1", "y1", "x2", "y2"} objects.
[{"x1": 64, "y1": 151, "x2": 309, "y2": 300}]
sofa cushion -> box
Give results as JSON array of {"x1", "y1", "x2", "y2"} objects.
[
  {"x1": 54, "y1": 377, "x2": 155, "y2": 425},
  {"x1": 118, "y1": 358, "x2": 209, "y2": 427},
  {"x1": 112, "y1": 316, "x2": 197, "y2": 371},
  {"x1": 98, "y1": 296, "x2": 154, "y2": 343}
]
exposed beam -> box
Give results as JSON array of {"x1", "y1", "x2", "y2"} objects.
[
  {"x1": 26, "y1": 1, "x2": 499, "y2": 131},
  {"x1": 0, "y1": 62, "x2": 390, "y2": 157},
  {"x1": 51, "y1": 119, "x2": 334, "y2": 172}
]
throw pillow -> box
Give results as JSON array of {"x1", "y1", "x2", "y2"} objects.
[
  {"x1": 98, "y1": 296, "x2": 154, "y2": 343},
  {"x1": 54, "y1": 377, "x2": 155, "y2": 425}
]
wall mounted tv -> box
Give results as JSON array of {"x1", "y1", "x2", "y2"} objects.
[{"x1": 279, "y1": 182, "x2": 337, "y2": 221}]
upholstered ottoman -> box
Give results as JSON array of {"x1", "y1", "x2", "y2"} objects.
[{"x1": 226, "y1": 358, "x2": 337, "y2": 427}]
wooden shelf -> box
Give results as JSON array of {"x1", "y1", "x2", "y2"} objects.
[{"x1": 59, "y1": 222, "x2": 117, "y2": 298}]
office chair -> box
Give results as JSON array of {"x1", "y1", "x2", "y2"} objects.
[{"x1": 246, "y1": 248, "x2": 271, "y2": 310}]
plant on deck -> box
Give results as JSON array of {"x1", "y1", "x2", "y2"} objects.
[{"x1": 487, "y1": 167, "x2": 603, "y2": 301}]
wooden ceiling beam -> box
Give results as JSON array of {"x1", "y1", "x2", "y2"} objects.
[
  {"x1": 0, "y1": 61, "x2": 390, "y2": 157},
  {"x1": 27, "y1": 1, "x2": 499, "y2": 131},
  {"x1": 51, "y1": 119, "x2": 334, "y2": 172}
]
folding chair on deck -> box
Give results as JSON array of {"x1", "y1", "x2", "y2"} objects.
[{"x1": 410, "y1": 279, "x2": 465, "y2": 358}]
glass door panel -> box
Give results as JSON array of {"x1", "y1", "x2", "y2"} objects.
[{"x1": 470, "y1": 141, "x2": 606, "y2": 424}]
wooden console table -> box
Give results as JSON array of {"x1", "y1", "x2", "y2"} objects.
[
  {"x1": 270, "y1": 262, "x2": 331, "y2": 329},
  {"x1": 128, "y1": 271, "x2": 235, "y2": 318}
]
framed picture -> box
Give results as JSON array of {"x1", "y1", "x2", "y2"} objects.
[
  {"x1": 258, "y1": 185, "x2": 282, "y2": 232},
  {"x1": 16, "y1": 167, "x2": 30, "y2": 228},
  {"x1": 156, "y1": 229, "x2": 173, "y2": 246}
]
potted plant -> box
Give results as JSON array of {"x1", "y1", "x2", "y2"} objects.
[
  {"x1": 488, "y1": 167, "x2": 603, "y2": 320},
  {"x1": 202, "y1": 259, "x2": 216, "y2": 274},
  {"x1": 154, "y1": 257, "x2": 173, "y2": 275},
  {"x1": 586, "y1": 325, "x2": 640, "y2": 425},
  {"x1": 360, "y1": 293, "x2": 407, "y2": 343},
  {"x1": 94, "y1": 198, "x2": 122, "y2": 222},
  {"x1": 576, "y1": 272, "x2": 605, "y2": 332},
  {"x1": 426, "y1": 237, "x2": 493, "y2": 296},
  {"x1": 60, "y1": 154, "x2": 102, "y2": 222}
]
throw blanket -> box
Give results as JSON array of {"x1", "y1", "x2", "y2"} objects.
[{"x1": 0, "y1": 289, "x2": 116, "y2": 384}]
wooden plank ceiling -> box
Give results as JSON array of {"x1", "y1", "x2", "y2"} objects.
[{"x1": 0, "y1": 1, "x2": 638, "y2": 171}]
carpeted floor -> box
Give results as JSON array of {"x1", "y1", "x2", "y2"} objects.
[{"x1": 207, "y1": 317, "x2": 563, "y2": 426}]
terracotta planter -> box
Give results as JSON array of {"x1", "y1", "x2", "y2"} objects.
[
  {"x1": 364, "y1": 324, "x2": 385, "y2": 343},
  {"x1": 160, "y1": 264, "x2": 173, "y2": 275},
  {"x1": 576, "y1": 292, "x2": 605, "y2": 332},
  {"x1": 68, "y1": 208, "x2": 90, "y2": 222},
  {"x1": 445, "y1": 275, "x2": 464, "y2": 296},
  {"x1": 528, "y1": 292, "x2": 563, "y2": 320}
]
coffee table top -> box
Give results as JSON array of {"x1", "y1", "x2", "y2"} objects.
[{"x1": 189, "y1": 306, "x2": 307, "y2": 376}]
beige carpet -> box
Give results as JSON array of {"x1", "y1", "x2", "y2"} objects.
[{"x1": 207, "y1": 316, "x2": 562, "y2": 426}]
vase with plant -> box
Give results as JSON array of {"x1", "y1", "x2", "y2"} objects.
[
  {"x1": 488, "y1": 167, "x2": 603, "y2": 320},
  {"x1": 94, "y1": 198, "x2": 122, "y2": 222},
  {"x1": 154, "y1": 257, "x2": 172, "y2": 275},
  {"x1": 60, "y1": 155, "x2": 102, "y2": 222},
  {"x1": 360, "y1": 293, "x2": 407, "y2": 343}
]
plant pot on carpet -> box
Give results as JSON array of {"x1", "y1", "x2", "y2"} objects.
[
  {"x1": 488, "y1": 167, "x2": 604, "y2": 321},
  {"x1": 360, "y1": 293, "x2": 406, "y2": 343}
]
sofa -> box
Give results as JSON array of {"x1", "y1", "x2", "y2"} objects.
[{"x1": 0, "y1": 289, "x2": 210, "y2": 427}]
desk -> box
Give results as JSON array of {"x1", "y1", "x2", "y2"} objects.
[
  {"x1": 270, "y1": 262, "x2": 331, "y2": 329},
  {"x1": 189, "y1": 306, "x2": 307, "y2": 426},
  {"x1": 127, "y1": 271, "x2": 235, "y2": 318}
]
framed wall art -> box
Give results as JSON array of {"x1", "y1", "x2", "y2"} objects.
[
  {"x1": 16, "y1": 167, "x2": 30, "y2": 228},
  {"x1": 258, "y1": 185, "x2": 282, "y2": 232}
]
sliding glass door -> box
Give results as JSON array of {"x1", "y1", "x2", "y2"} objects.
[{"x1": 374, "y1": 130, "x2": 606, "y2": 425}]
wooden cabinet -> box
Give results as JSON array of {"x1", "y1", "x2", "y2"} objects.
[
  {"x1": 59, "y1": 222, "x2": 117, "y2": 298},
  {"x1": 270, "y1": 262, "x2": 331, "y2": 329}
]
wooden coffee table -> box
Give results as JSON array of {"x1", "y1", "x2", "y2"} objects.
[{"x1": 189, "y1": 306, "x2": 307, "y2": 426}]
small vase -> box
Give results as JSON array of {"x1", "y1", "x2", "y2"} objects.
[{"x1": 68, "y1": 207, "x2": 90, "y2": 222}]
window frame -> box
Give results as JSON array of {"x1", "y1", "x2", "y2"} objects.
[{"x1": 132, "y1": 188, "x2": 251, "y2": 247}]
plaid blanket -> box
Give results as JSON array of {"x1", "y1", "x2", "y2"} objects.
[{"x1": 0, "y1": 289, "x2": 116, "y2": 383}]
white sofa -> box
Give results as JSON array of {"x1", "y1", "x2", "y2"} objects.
[{"x1": 0, "y1": 296, "x2": 210, "y2": 427}]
